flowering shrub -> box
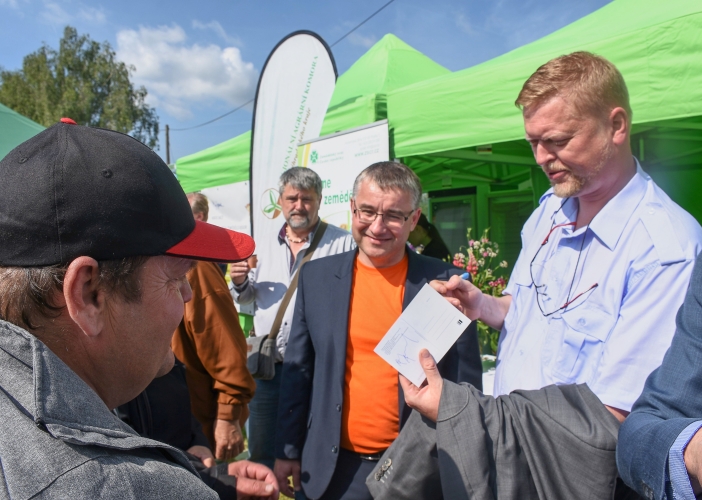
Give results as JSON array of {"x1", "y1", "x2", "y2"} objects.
[{"x1": 452, "y1": 228, "x2": 508, "y2": 355}]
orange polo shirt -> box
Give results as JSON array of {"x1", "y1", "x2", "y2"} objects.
[{"x1": 340, "y1": 254, "x2": 408, "y2": 453}]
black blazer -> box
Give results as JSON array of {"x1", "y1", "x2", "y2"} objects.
[{"x1": 275, "y1": 248, "x2": 482, "y2": 499}]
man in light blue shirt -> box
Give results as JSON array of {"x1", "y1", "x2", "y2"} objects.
[
  {"x1": 372, "y1": 52, "x2": 702, "y2": 500},
  {"x1": 494, "y1": 159, "x2": 701, "y2": 413}
]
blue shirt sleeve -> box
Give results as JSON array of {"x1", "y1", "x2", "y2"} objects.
[{"x1": 668, "y1": 421, "x2": 702, "y2": 499}]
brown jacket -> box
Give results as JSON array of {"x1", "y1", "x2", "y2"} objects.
[{"x1": 172, "y1": 261, "x2": 255, "y2": 448}]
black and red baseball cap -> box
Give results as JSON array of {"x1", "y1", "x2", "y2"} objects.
[{"x1": 0, "y1": 119, "x2": 254, "y2": 266}]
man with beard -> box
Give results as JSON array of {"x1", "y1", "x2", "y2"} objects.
[
  {"x1": 366, "y1": 52, "x2": 702, "y2": 500},
  {"x1": 230, "y1": 167, "x2": 355, "y2": 472}
]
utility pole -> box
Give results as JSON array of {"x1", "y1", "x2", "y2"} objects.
[{"x1": 165, "y1": 124, "x2": 171, "y2": 165}]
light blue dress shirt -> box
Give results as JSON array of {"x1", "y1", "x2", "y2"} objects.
[{"x1": 494, "y1": 162, "x2": 702, "y2": 411}]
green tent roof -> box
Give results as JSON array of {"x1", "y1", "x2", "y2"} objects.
[
  {"x1": 176, "y1": 131, "x2": 251, "y2": 193},
  {"x1": 0, "y1": 103, "x2": 45, "y2": 160},
  {"x1": 388, "y1": 0, "x2": 702, "y2": 158},
  {"x1": 176, "y1": 34, "x2": 450, "y2": 191},
  {"x1": 320, "y1": 34, "x2": 450, "y2": 135}
]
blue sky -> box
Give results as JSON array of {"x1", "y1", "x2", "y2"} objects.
[{"x1": 0, "y1": 0, "x2": 611, "y2": 163}]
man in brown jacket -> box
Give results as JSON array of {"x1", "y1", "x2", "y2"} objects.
[{"x1": 172, "y1": 193, "x2": 256, "y2": 461}]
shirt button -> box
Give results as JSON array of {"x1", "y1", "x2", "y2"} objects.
[
  {"x1": 578, "y1": 318, "x2": 586, "y2": 326},
  {"x1": 336, "y1": 405, "x2": 341, "y2": 412},
  {"x1": 649, "y1": 209, "x2": 655, "y2": 215},
  {"x1": 332, "y1": 445, "x2": 338, "y2": 454}
]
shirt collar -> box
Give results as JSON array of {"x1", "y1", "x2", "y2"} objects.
[
  {"x1": 278, "y1": 218, "x2": 321, "y2": 245},
  {"x1": 588, "y1": 160, "x2": 648, "y2": 251},
  {"x1": 550, "y1": 158, "x2": 648, "y2": 251}
]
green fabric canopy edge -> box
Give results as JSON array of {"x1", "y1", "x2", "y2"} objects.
[
  {"x1": 176, "y1": 131, "x2": 251, "y2": 193},
  {"x1": 0, "y1": 103, "x2": 45, "y2": 160}
]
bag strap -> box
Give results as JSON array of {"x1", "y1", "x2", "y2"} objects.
[{"x1": 267, "y1": 221, "x2": 328, "y2": 339}]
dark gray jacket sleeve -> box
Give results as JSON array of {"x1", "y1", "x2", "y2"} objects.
[{"x1": 41, "y1": 453, "x2": 219, "y2": 499}]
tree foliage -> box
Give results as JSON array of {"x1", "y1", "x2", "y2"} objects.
[{"x1": 0, "y1": 26, "x2": 159, "y2": 148}]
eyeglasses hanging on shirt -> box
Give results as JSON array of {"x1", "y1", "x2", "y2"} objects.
[{"x1": 529, "y1": 199, "x2": 599, "y2": 317}]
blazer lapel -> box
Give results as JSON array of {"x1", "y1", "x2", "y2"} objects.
[
  {"x1": 403, "y1": 249, "x2": 427, "y2": 310},
  {"x1": 334, "y1": 250, "x2": 357, "y2": 391},
  {"x1": 399, "y1": 249, "x2": 428, "y2": 426}
]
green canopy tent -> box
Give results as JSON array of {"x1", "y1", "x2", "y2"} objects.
[
  {"x1": 320, "y1": 34, "x2": 450, "y2": 136},
  {"x1": 386, "y1": 0, "x2": 702, "y2": 266},
  {"x1": 0, "y1": 103, "x2": 45, "y2": 160},
  {"x1": 175, "y1": 34, "x2": 451, "y2": 190},
  {"x1": 176, "y1": 131, "x2": 251, "y2": 194}
]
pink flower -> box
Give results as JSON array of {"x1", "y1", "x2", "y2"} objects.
[{"x1": 482, "y1": 252, "x2": 488, "y2": 257}]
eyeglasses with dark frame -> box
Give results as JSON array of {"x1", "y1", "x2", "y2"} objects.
[
  {"x1": 352, "y1": 201, "x2": 416, "y2": 228},
  {"x1": 529, "y1": 220, "x2": 599, "y2": 317}
]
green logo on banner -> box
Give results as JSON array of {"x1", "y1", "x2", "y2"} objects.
[
  {"x1": 310, "y1": 150, "x2": 318, "y2": 163},
  {"x1": 261, "y1": 188, "x2": 281, "y2": 219}
]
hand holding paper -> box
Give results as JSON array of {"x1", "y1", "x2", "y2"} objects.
[
  {"x1": 374, "y1": 283, "x2": 473, "y2": 386},
  {"x1": 399, "y1": 349, "x2": 443, "y2": 422}
]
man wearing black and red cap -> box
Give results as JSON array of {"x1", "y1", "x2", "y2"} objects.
[{"x1": 0, "y1": 120, "x2": 279, "y2": 499}]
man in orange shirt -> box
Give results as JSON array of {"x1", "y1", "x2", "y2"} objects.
[{"x1": 274, "y1": 162, "x2": 483, "y2": 500}]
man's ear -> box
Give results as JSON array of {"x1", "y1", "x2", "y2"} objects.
[
  {"x1": 609, "y1": 107, "x2": 629, "y2": 146},
  {"x1": 63, "y1": 257, "x2": 106, "y2": 338},
  {"x1": 409, "y1": 207, "x2": 422, "y2": 231}
]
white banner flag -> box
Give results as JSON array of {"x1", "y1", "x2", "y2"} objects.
[{"x1": 250, "y1": 31, "x2": 337, "y2": 247}]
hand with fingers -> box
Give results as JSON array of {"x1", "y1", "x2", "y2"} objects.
[
  {"x1": 228, "y1": 460, "x2": 280, "y2": 499},
  {"x1": 214, "y1": 418, "x2": 245, "y2": 461},
  {"x1": 229, "y1": 261, "x2": 251, "y2": 286},
  {"x1": 273, "y1": 459, "x2": 301, "y2": 498},
  {"x1": 399, "y1": 349, "x2": 444, "y2": 422},
  {"x1": 187, "y1": 444, "x2": 215, "y2": 468},
  {"x1": 430, "y1": 275, "x2": 484, "y2": 319},
  {"x1": 431, "y1": 275, "x2": 511, "y2": 331}
]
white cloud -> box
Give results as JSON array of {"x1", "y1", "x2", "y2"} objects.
[
  {"x1": 40, "y1": 1, "x2": 71, "y2": 25},
  {"x1": 78, "y1": 5, "x2": 105, "y2": 24},
  {"x1": 347, "y1": 32, "x2": 377, "y2": 49},
  {"x1": 116, "y1": 24, "x2": 257, "y2": 120},
  {"x1": 0, "y1": 0, "x2": 21, "y2": 9},
  {"x1": 38, "y1": 1, "x2": 105, "y2": 26},
  {"x1": 455, "y1": 13, "x2": 477, "y2": 36},
  {"x1": 481, "y1": 0, "x2": 602, "y2": 48},
  {"x1": 192, "y1": 20, "x2": 241, "y2": 46}
]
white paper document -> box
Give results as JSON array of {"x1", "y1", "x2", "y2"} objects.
[{"x1": 374, "y1": 283, "x2": 472, "y2": 386}]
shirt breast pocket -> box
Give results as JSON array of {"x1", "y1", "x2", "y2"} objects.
[
  {"x1": 503, "y1": 266, "x2": 533, "y2": 333},
  {"x1": 552, "y1": 303, "x2": 615, "y2": 384}
]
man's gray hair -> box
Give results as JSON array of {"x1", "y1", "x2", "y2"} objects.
[
  {"x1": 0, "y1": 257, "x2": 148, "y2": 332},
  {"x1": 352, "y1": 161, "x2": 422, "y2": 209},
  {"x1": 279, "y1": 167, "x2": 323, "y2": 197}
]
